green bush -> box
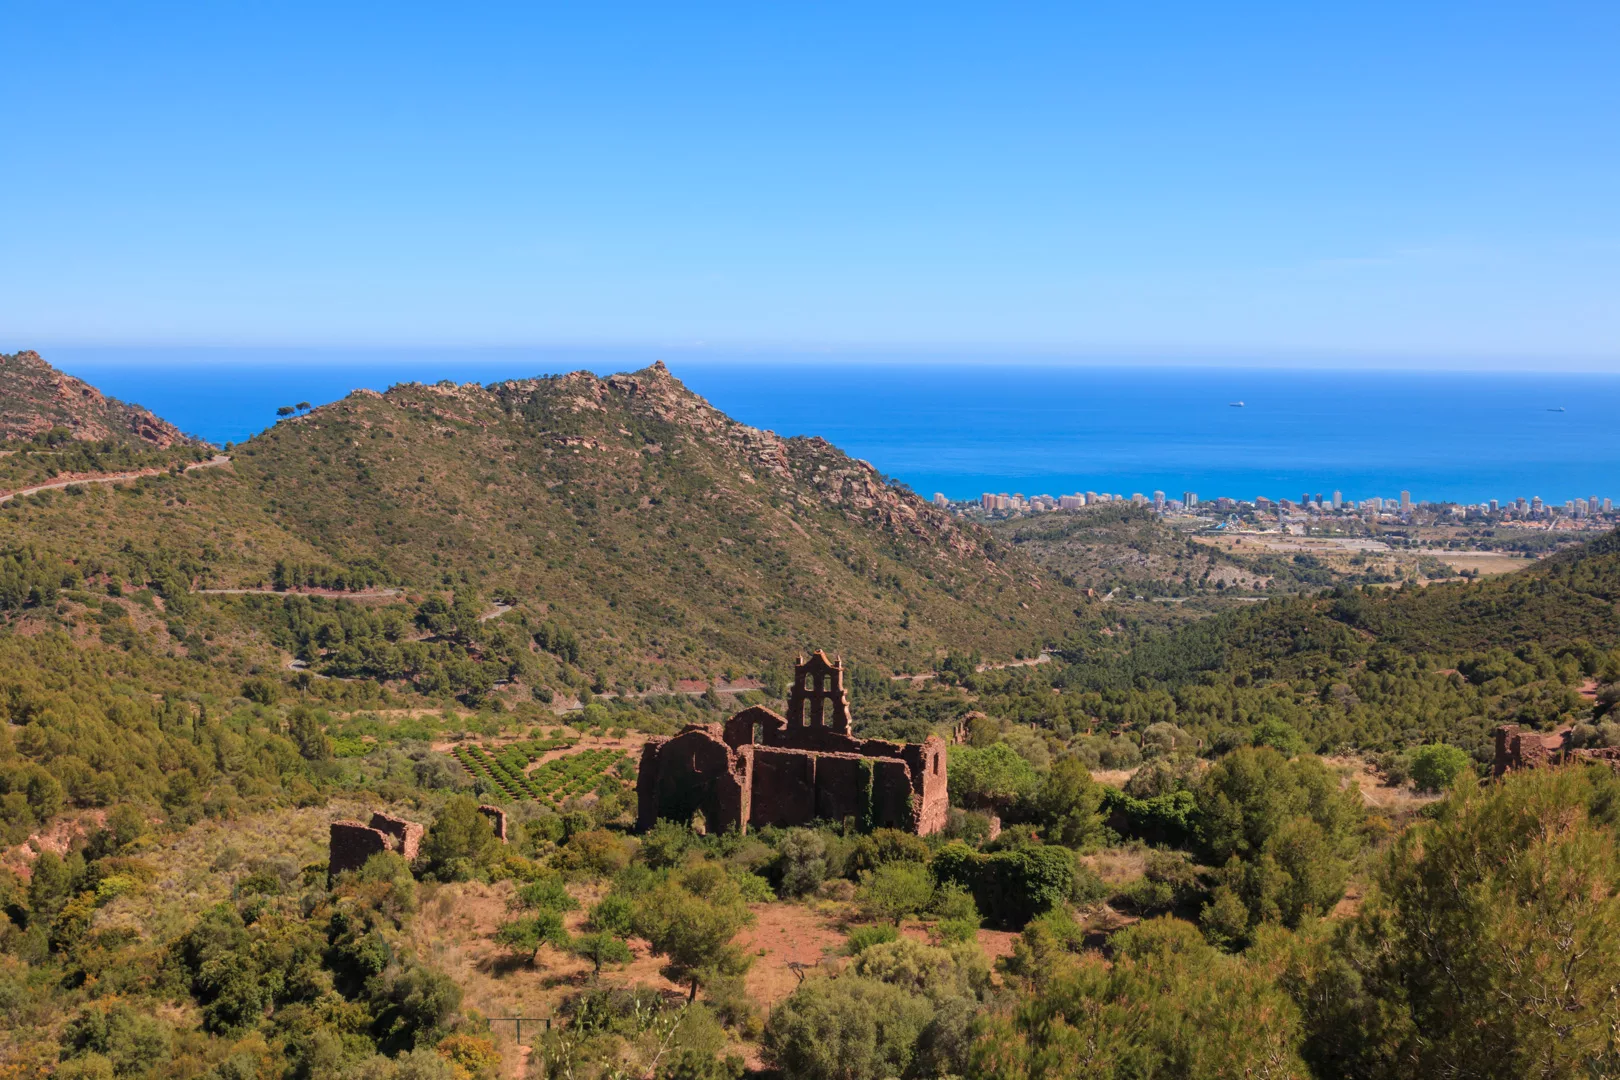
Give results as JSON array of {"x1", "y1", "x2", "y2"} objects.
[
  {"x1": 1407, "y1": 743, "x2": 1473, "y2": 792},
  {"x1": 856, "y1": 861, "x2": 935, "y2": 925},
  {"x1": 931, "y1": 842, "x2": 1073, "y2": 929},
  {"x1": 846, "y1": 924, "x2": 899, "y2": 955}
]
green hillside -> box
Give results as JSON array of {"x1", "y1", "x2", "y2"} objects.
[
  {"x1": 1, "y1": 361, "x2": 1082, "y2": 700},
  {"x1": 1041, "y1": 527, "x2": 1620, "y2": 759},
  {"x1": 222, "y1": 364, "x2": 1078, "y2": 683},
  {"x1": 989, "y1": 504, "x2": 1267, "y2": 594}
]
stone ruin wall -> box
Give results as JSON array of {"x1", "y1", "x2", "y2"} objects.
[
  {"x1": 477, "y1": 804, "x2": 508, "y2": 841},
  {"x1": 328, "y1": 811, "x2": 429, "y2": 876},
  {"x1": 1493, "y1": 724, "x2": 1620, "y2": 778}
]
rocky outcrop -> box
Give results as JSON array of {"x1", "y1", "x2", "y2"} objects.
[{"x1": 0, "y1": 351, "x2": 198, "y2": 448}]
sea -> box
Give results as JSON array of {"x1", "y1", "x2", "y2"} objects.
[{"x1": 40, "y1": 347, "x2": 1620, "y2": 508}]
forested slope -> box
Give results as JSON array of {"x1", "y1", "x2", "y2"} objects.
[{"x1": 224, "y1": 363, "x2": 1078, "y2": 680}]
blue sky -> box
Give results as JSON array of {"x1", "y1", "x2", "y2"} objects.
[{"x1": 3, "y1": 3, "x2": 1618, "y2": 367}]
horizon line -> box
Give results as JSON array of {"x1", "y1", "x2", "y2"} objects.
[{"x1": 16, "y1": 341, "x2": 1620, "y2": 375}]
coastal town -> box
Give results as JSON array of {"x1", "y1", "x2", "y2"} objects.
[{"x1": 950, "y1": 487, "x2": 1618, "y2": 530}]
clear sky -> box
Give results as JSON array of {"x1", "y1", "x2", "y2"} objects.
[{"x1": 3, "y1": 2, "x2": 1618, "y2": 367}]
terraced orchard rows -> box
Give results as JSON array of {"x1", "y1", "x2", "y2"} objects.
[{"x1": 452, "y1": 742, "x2": 636, "y2": 811}]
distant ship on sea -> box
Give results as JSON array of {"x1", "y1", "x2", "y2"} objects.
[
  {"x1": 1548, "y1": 406, "x2": 1566, "y2": 412},
  {"x1": 1229, "y1": 401, "x2": 1245, "y2": 407}
]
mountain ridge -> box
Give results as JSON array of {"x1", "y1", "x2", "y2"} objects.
[
  {"x1": 228, "y1": 360, "x2": 1075, "y2": 681},
  {"x1": 0, "y1": 350, "x2": 199, "y2": 449}
]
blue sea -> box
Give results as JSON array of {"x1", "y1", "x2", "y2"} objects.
[{"x1": 41, "y1": 347, "x2": 1620, "y2": 508}]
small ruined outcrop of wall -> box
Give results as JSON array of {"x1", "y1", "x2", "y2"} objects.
[
  {"x1": 901, "y1": 736, "x2": 950, "y2": 836},
  {"x1": 329, "y1": 810, "x2": 425, "y2": 875},
  {"x1": 1494, "y1": 724, "x2": 1572, "y2": 776},
  {"x1": 329, "y1": 821, "x2": 394, "y2": 875},
  {"x1": 477, "y1": 804, "x2": 508, "y2": 842},
  {"x1": 368, "y1": 812, "x2": 425, "y2": 860}
]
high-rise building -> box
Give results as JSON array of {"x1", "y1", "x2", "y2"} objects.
[
  {"x1": 1400, "y1": 490, "x2": 1412, "y2": 511},
  {"x1": 1153, "y1": 490, "x2": 1165, "y2": 510},
  {"x1": 1183, "y1": 491, "x2": 1198, "y2": 508},
  {"x1": 1489, "y1": 499, "x2": 1499, "y2": 513},
  {"x1": 1605, "y1": 498, "x2": 1614, "y2": 513},
  {"x1": 933, "y1": 493, "x2": 948, "y2": 507},
  {"x1": 1531, "y1": 496, "x2": 1543, "y2": 512},
  {"x1": 1131, "y1": 493, "x2": 1146, "y2": 506},
  {"x1": 1331, "y1": 490, "x2": 1342, "y2": 509}
]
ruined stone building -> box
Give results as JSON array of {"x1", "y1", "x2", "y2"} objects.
[
  {"x1": 329, "y1": 811, "x2": 425, "y2": 875},
  {"x1": 329, "y1": 805, "x2": 506, "y2": 875},
  {"x1": 637, "y1": 651, "x2": 948, "y2": 836},
  {"x1": 1493, "y1": 724, "x2": 1620, "y2": 777}
]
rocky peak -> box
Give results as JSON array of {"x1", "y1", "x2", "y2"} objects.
[{"x1": 0, "y1": 350, "x2": 198, "y2": 449}]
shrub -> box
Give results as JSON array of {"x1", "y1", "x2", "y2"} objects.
[
  {"x1": 633, "y1": 869, "x2": 756, "y2": 1001},
  {"x1": 1407, "y1": 743, "x2": 1473, "y2": 793},
  {"x1": 763, "y1": 976, "x2": 934, "y2": 1080},
  {"x1": 948, "y1": 743, "x2": 1041, "y2": 810},
  {"x1": 931, "y1": 842, "x2": 1073, "y2": 928},
  {"x1": 846, "y1": 923, "x2": 899, "y2": 955},
  {"x1": 856, "y1": 862, "x2": 935, "y2": 925},
  {"x1": 1098, "y1": 788, "x2": 1199, "y2": 847},
  {"x1": 1025, "y1": 757, "x2": 1104, "y2": 848},
  {"x1": 777, "y1": 828, "x2": 828, "y2": 896},
  {"x1": 416, "y1": 795, "x2": 502, "y2": 881},
  {"x1": 971, "y1": 917, "x2": 1309, "y2": 1077},
  {"x1": 1264, "y1": 766, "x2": 1620, "y2": 1078}
]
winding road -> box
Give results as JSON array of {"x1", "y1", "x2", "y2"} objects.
[{"x1": 0, "y1": 454, "x2": 232, "y2": 504}]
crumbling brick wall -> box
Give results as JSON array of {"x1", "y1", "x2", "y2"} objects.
[
  {"x1": 1493, "y1": 724, "x2": 1574, "y2": 776},
  {"x1": 368, "y1": 812, "x2": 424, "y2": 860},
  {"x1": 637, "y1": 726, "x2": 751, "y2": 833},
  {"x1": 329, "y1": 821, "x2": 393, "y2": 875},
  {"x1": 329, "y1": 810, "x2": 426, "y2": 875}
]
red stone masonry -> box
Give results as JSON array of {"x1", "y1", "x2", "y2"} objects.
[
  {"x1": 1493, "y1": 724, "x2": 1620, "y2": 777},
  {"x1": 368, "y1": 812, "x2": 424, "y2": 860},
  {"x1": 328, "y1": 810, "x2": 426, "y2": 875},
  {"x1": 638, "y1": 652, "x2": 948, "y2": 836}
]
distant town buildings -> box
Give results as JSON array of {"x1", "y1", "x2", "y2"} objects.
[{"x1": 950, "y1": 481, "x2": 1616, "y2": 531}]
